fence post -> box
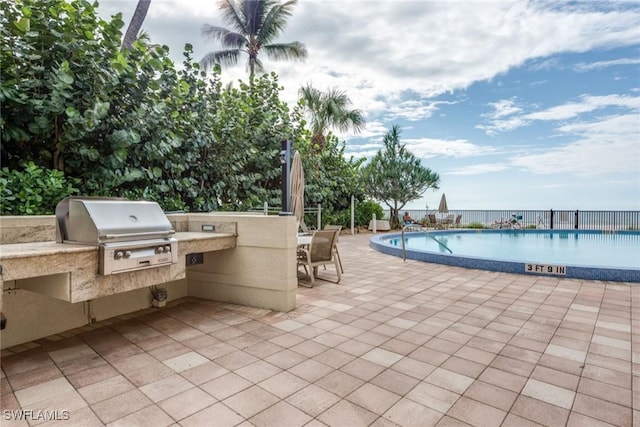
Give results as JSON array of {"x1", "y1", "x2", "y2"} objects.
[
  {"x1": 575, "y1": 210, "x2": 579, "y2": 229},
  {"x1": 372, "y1": 213, "x2": 377, "y2": 234},
  {"x1": 263, "y1": 202, "x2": 268, "y2": 216},
  {"x1": 550, "y1": 209, "x2": 554, "y2": 229},
  {"x1": 317, "y1": 204, "x2": 322, "y2": 230}
]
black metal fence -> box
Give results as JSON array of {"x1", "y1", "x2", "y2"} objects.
[{"x1": 386, "y1": 209, "x2": 640, "y2": 231}]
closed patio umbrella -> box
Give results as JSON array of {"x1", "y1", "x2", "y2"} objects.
[
  {"x1": 290, "y1": 151, "x2": 305, "y2": 229},
  {"x1": 438, "y1": 193, "x2": 449, "y2": 214}
]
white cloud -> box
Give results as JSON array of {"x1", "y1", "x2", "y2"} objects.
[
  {"x1": 509, "y1": 113, "x2": 640, "y2": 175},
  {"x1": 346, "y1": 135, "x2": 499, "y2": 163},
  {"x1": 476, "y1": 93, "x2": 640, "y2": 176},
  {"x1": 487, "y1": 99, "x2": 524, "y2": 118},
  {"x1": 448, "y1": 163, "x2": 512, "y2": 175},
  {"x1": 574, "y1": 57, "x2": 640, "y2": 72},
  {"x1": 99, "y1": 0, "x2": 640, "y2": 192},
  {"x1": 478, "y1": 93, "x2": 640, "y2": 134},
  {"x1": 101, "y1": 0, "x2": 640, "y2": 116},
  {"x1": 526, "y1": 94, "x2": 640, "y2": 121},
  {"x1": 385, "y1": 100, "x2": 456, "y2": 122},
  {"x1": 404, "y1": 138, "x2": 498, "y2": 159},
  {"x1": 476, "y1": 116, "x2": 528, "y2": 135}
]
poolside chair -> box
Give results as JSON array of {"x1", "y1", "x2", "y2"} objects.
[
  {"x1": 298, "y1": 220, "x2": 314, "y2": 235},
  {"x1": 297, "y1": 229, "x2": 341, "y2": 287},
  {"x1": 453, "y1": 214, "x2": 462, "y2": 228},
  {"x1": 510, "y1": 214, "x2": 523, "y2": 229},
  {"x1": 323, "y1": 225, "x2": 344, "y2": 273},
  {"x1": 426, "y1": 214, "x2": 439, "y2": 229}
]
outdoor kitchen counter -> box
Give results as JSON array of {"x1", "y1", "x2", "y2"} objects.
[{"x1": 0, "y1": 231, "x2": 237, "y2": 302}]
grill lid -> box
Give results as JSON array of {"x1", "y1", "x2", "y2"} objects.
[{"x1": 56, "y1": 197, "x2": 175, "y2": 244}]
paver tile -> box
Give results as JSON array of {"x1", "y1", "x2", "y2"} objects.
[
  {"x1": 249, "y1": 401, "x2": 312, "y2": 427},
  {"x1": 180, "y1": 402, "x2": 244, "y2": 427},
  {"x1": 572, "y1": 393, "x2": 632, "y2": 427},
  {"x1": 317, "y1": 400, "x2": 378, "y2": 426},
  {"x1": 257, "y1": 371, "x2": 309, "y2": 399},
  {"x1": 285, "y1": 383, "x2": 341, "y2": 417},
  {"x1": 511, "y1": 395, "x2": 570, "y2": 427},
  {"x1": 91, "y1": 389, "x2": 153, "y2": 424},
  {"x1": 223, "y1": 385, "x2": 279, "y2": 418},
  {"x1": 346, "y1": 383, "x2": 401, "y2": 414},
  {"x1": 4, "y1": 233, "x2": 640, "y2": 427},
  {"x1": 106, "y1": 404, "x2": 173, "y2": 427},
  {"x1": 521, "y1": 378, "x2": 575, "y2": 409},
  {"x1": 447, "y1": 396, "x2": 507, "y2": 427},
  {"x1": 383, "y1": 397, "x2": 443, "y2": 426},
  {"x1": 463, "y1": 380, "x2": 518, "y2": 411},
  {"x1": 157, "y1": 387, "x2": 216, "y2": 421},
  {"x1": 405, "y1": 381, "x2": 459, "y2": 413}
]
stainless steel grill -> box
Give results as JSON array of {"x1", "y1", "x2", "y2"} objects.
[{"x1": 56, "y1": 197, "x2": 178, "y2": 275}]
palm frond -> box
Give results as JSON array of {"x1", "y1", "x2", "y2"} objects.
[
  {"x1": 242, "y1": 0, "x2": 271, "y2": 36},
  {"x1": 299, "y1": 84, "x2": 324, "y2": 132},
  {"x1": 217, "y1": 0, "x2": 248, "y2": 34},
  {"x1": 200, "y1": 49, "x2": 242, "y2": 71},
  {"x1": 201, "y1": 24, "x2": 246, "y2": 48},
  {"x1": 263, "y1": 42, "x2": 307, "y2": 61},
  {"x1": 203, "y1": 0, "x2": 304, "y2": 77},
  {"x1": 258, "y1": 0, "x2": 297, "y2": 43},
  {"x1": 335, "y1": 110, "x2": 366, "y2": 134},
  {"x1": 298, "y1": 84, "x2": 366, "y2": 138}
]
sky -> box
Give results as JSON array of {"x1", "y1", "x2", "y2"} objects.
[{"x1": 97, "y1": 0, "x2": 640, "y2": 211}]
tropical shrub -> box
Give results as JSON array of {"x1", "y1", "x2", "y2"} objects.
[
  {"x1": 360, "y1": 125, "x2": 440, "y2": 229},
  {"x1": 464, "y1": 222, "x2": 485, "y2": 229},
  {"x1": 320, "y1": 200, "x2": 384, "y2": 229},
  {"x1": 0, "y1": 162, "x2": 79, "y2": 215},
  {"x1": 354, "y1": 200, "x2": 384, "y2": 226},
  {"x1": 1, "y1": 0, "x2": 309, "y2": 213},
  {"x1": 295, "y1": 133, "x2": 366, "y2": 215}
]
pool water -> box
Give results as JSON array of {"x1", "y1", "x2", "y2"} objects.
[{"x1": 388, "y1": 230, "x2": 640, "y2": 269}]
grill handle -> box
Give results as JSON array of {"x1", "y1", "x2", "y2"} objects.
[{"x1": 102, "y1": 230, "x2": 175, "y2": 240}]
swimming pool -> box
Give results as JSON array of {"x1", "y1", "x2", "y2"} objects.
[{"x1": 370, "y1": 229, "x2": 640, "y2": 282}]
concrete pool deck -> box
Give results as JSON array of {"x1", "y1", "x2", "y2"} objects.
[{"x1": 1, "y1": 232, "x2": 638, "y2": 426}]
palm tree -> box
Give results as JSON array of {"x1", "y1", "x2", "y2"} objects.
[
  {"x1": 299, "y1": 84, "x2": 366, "y2": 151},
  {"x1": 121, "y1": 0, "x2": 152, "y2": 50},
  {"x1": 201, "y1": 0, "x2": 307, "y2": 78}
]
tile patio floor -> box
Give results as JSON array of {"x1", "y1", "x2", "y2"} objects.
[{"x1": 1, "y1": 232, "x2": 639, "y2": 426}]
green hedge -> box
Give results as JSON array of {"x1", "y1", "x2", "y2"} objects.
[
  {"x1": 0, "y1": 162, "x2": 79, "y2": 214},
  {"x1": 321, "y1": 200, "x2": 384, "y2": 229}
]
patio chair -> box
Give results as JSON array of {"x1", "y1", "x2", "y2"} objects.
[
  {"x1": 510, "y1": 214, "x2": 523, "y2": 229},
  {"x1": 298, "y1": 220, "x2": 314, "y2": 235},
  {"x1": 297, "y1": 229, "x2": 341, "y2": 287},
  {"x1": 492, "y1": 215, "x2": 522, "y2": 229},
  {"x1": 453, "y1": 214, "x2": 462, "y2": 228},
  {"x1": 428, "y1": 214, "x2": 447, "y2": 230},
  {"x1": 426, "y1": 214, "x2": 439, "y2": 228},
  {"x1": 323, "y1": 225, "x2": 344, "y2": 273}
]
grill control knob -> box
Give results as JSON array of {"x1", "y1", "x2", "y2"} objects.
[
  {"x1": 156, "y1": 246, "x2": 165, "y2": 254},
  {"x1": 115, "y1": 251, "x2": 124, "y2": 259},
  {"x1": 124, "y1": 251, "x2": 132, "y2": 258},
  {"x1": 164, "y1": 245, "x2": 171, "y2": 253}
]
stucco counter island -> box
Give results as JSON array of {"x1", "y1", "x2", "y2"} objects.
[{"x1": 0, "y1": 213, "x2": 298, "y2": 348}]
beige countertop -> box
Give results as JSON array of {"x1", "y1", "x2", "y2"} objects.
[
  {"x1": 0, "y1": 231, "x2": 238, "y2": 303},
  {"x1": 0, "y1": 232, "x2": 235, "y2": 260}
]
